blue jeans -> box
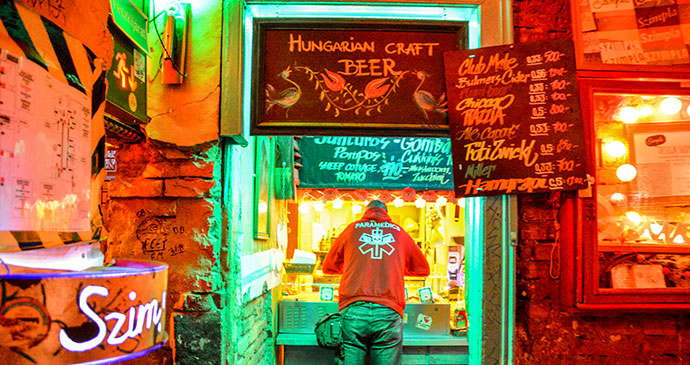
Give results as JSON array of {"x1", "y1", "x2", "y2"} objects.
[{"x1": 340, "y1": 301, "x2": 403, "y2": 365}]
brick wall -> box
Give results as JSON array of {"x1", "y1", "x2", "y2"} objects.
[
  {"x1": 513, "y1": 1, "x2": 690, "y2": 363},
  {"x1": 516, "y1": 194, "x2": 690, "y2": 363}
]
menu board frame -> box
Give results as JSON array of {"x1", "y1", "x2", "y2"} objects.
[
  {"x1": 296, "y1": 136, "x2": 454, "y2": 190},
  {"x1": 250, "y1": 18, "x2": 467, "y2": 137},
  {"x1": 570, "y1": 0, "x2": 690, "y2": 73},
  {"x1": 444, "y1": 38, "x2": 589, "y2": 198}
]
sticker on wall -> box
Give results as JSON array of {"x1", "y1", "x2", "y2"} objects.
[
  {"x1": 418, "y1": 286, "x2": 433, "y2": 303},
  {"x1": 0, "y1": 298, "x2": 51, "y2": 348},
  {"x1": 320, "y1": 286, "x2": 334, "y2": 301},
  {"x1": 415, "y1": 313, "x2": 433, "y2": 331}
]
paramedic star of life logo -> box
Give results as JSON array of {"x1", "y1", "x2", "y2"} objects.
[{"x1": 358, "y1": 227, "x2": 395, "y2": 259}]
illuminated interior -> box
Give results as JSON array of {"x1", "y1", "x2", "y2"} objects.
[
  {"x1": 287, "y1": 188, "x2": 468, "y2": 330},
  {"x1": 593, "y1": 92, "x2": 690, "y2": 289},
  {"x1": 246, "y1": 3, "x2": 482, "y2": 333}
]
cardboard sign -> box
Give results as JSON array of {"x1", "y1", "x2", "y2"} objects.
[{"x1": 443, "y1": 38, "x2": 588, "y2": 197}]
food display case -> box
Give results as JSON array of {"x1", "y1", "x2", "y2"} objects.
[{"x1": 562, "y1": 74, "x2": 690, "y2": 310}]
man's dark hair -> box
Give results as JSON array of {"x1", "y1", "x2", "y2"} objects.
[{"x1": 367, "y1": 199, "x2": 388, "y2": 212}]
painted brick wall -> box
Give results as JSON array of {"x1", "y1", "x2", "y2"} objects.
[{"x1": 102, "y1": 137, "x2": 222, "y2": 364}]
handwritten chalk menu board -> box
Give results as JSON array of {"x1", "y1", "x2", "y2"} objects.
[
  {"x1": 251, "y1": 19, "x2": 467, "y2": 137},
  {"x1": 443, "y1": 38, "x2": 588, "y2": 197},
  {"x1": 297, "y1": 136, "x2": 454, "y2": 190}
]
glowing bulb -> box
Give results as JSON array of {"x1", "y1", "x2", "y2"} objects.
[
  {"x1": 638, "y1": 104, "x2": 654, "y2": 117},
  {"x1": 673, "y1": 234, "x2": 686, "y2": 244},
  {"x1": 610, "y1": 192, "x2": 625, "y2": 204},
  {"x1": 298, "y1": 203, "x2": 309, "y2": 214},
  {"x1": 393, "y1": 197, "x2": 404, "y2": 208},
  {"x1": 332, "y1": 197, "x2": 344, "y2": 209},
  {"x1": 604, "y1": 141, "x2": 626, "y2": 158},
  {"x1": 458, "y1": 198, "x2": 466, "y2": 208},
  {"x1": 618, "y1": 107, "x2": 639, "y2": 123},
  {"x1": 687, "y1": 104, "x2": 690, "y2": 117},
  {"x1": 625, "y1": 211, "x2": 641, "y2": 226},
  {"x1": 314, "y1": 201, "x2": 325, "y2": 212},
  {"x1": 616, "y1": 164, "x2": 637, "y2": 182},
  {"x1": 415, "y1": 197, "x2": 426, "y2": 208},
  {"x1": 660, "y1": 97, "x2": 681, "y2": 115},
  {"x1": 351, "y1": 204, "x2": 362, "y2": 214},
  {"x1": 436, "y1": 196, "x2": 448, "y2": 206},
  {"x1": 258, "y1": 202, "x2": 268, "y2": 213}
]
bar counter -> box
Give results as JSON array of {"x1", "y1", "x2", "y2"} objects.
[{"x1": 277, "y1": 297, "x2": 469, "y2": 364}]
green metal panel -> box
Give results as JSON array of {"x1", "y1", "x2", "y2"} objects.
[
  {"x1": 110, "y1": 0, "x2": 147, "y2": 51},
  {"x1": 465, "y1": 195, "x2": 515, "y2": 364}
]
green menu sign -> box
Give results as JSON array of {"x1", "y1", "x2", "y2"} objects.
[
  {"x1": 110, "y1": 0, "x2": 147, "y2": 52},
  {"x1": 298, "y1": 136, "x2": 454, "y2": 190}
]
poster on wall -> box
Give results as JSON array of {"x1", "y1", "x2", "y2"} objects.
[
  {"x1": 0, "y1": 1, "x2": 106, "y2": 252},
  {"x1": 251, "y1": 19, "x2": 467, "y2": 137},
  {"x1": 443, "y1": 38, "x2": 589, "y2": 197},
  {"x1": 571, "y1": 0, "x2": 690, "y2": 72},
  {"x1": 633, "y1": 130, "x2": 690, "y2": 198},
  {"x1": 0, "y1": 51, "x2": 92, "y2": 231}
]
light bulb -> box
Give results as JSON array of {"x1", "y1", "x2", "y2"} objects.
[
  {"x1": 610, "y1": 192, "x2": 625, "y2": 204},
  {"x1": 393, "y1": 197, "x2": 404, "y2": 208},
  {"x1": 616, "y1": 164, "x2": 637, "y2": 182},
  {"x1": 314, "y1": 201, "x2": 325, "y2": 212},
  {"x1": 258, "y1": 202, "x2": 268, "y2": 213},
  {"x1": 625, "y1": 211, "x2": 641, "y2": 226},
  {"x1": 436, "y1": 196, "x2": 448, "y2": 206},
  {"x1": 332, "y1": 197, "x2": 344, "y2": 209},
  {"x1": 458, "y1": 198, "x2": 466, "y2": 208},
  {"x1": 619, "y1": 106, "x2": 639, "y2": 123},
  {"x1": 604, "y1": 140, "x2": 627, "y2": 158},
  {"x1": 660, "y1": 97, "x2": 681, "y2": 115},
  {"x1": 298, "y1": 203, "x2": 309, "y2": 214},
  {"x1": 415, "y1": 197, "x2": 426, "y2": 208},
  {"x1": 352, "y1": 204, "x2": 362, "y2": 214},
  {"x1": 638, "y1": 104, "x2": 654, "y2": 117}
]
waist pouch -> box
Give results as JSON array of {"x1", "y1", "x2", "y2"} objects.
[{"x1": 314, "y1": 312, "x2": 342, "y2": 348}]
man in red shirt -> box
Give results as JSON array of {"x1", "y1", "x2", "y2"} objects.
[{"x1": 323, "y1": 200, "x2": 430, "y2": 365}]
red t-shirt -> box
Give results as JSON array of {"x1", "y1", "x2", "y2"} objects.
[{"x1": 322, "y1": 207, "x2": 430, "y2": 316}]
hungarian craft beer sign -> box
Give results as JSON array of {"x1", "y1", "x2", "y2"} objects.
[
  {"x1": 0, "y1": 260, "x2": 168, "y2": 364},
  {"x1": 252, "y1": 19, "x2": 467, "y2": 137},
  {"x1": 443, "y1": 39, "x2": 588, "y2": 197}
]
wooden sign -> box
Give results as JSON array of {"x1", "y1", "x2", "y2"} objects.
[
  {"x1": 251, "y1": 19, "x2": 467, "y2": 137},
  {"x1": 443, "y1": 38, "x2": 588, "y2": 197},
  {"x1": 297, "y1": 136, "x2": 453, "y2": 190}
]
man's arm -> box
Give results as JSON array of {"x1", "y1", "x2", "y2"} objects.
[{"x1": 403, "y1": 233, "x2": 430, "y2": 277}]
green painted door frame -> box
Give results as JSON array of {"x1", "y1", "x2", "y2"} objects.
[{"x1": 466, "y1": 195, "x2": 516, "y2": 364}]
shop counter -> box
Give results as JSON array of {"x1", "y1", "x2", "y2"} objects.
[{"x1": 277, "y1": 299, "x2": 468, "y2": 365}]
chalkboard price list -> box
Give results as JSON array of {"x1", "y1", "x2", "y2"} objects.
[{"x1": 443, "y1": 38, "x2": 588, "y2": 197}]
